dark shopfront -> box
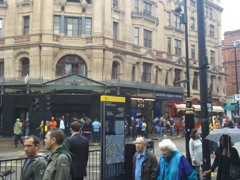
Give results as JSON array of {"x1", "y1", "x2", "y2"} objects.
[
  {"x1": 0, "y1": 74, "x2": 184, "y2": 137},
  {"x1": 0, "y1": 74, "x2": 105, "y2": 137}
]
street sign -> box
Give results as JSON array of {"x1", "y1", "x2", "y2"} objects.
[{"x1": 234, "y1": 94, "x2": 240, "y2": 101}]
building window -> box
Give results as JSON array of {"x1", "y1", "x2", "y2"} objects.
[
  {"x1": 143, "y1": 1, "x2": 152, "y2": 16},
  {"x1": 57, "y1": 16, "x2": 92, "y2": 36},
  {"x1": 210, "y1": 25, "x2": 214, "y2": 37},
  {"x1": 167, "y1": 37, "x2": 171, "y2": 54},
  {"x1": 165, "y1": 71, "x2": 168, "y2": 85},
  {"x1": 85, "y1": 18, "x2": 92, "y2": 36},
  {"x1": 190, "y1": 0, "x2": 196, "y2": 7},
  {"x1": 111, "y1": 61, "x2": 118, "y2": 79},
  {"x1": 174, "y1": 69, "x2": 181, "y2": 87},
  {"x1": 113, "y1": 0, "x2": 118, "y2": 8},
  {"x1": 0, "y1": 19, "x2": 2, "y2": 37},
  {"x1": 174, "y1": 39, "x2": 181, "y2": 56},
  {"x1": 166, "y1": 12, "x2": 171, "y2": 26},
  {"x1": 0, "y1": 62, "x2": 3, "y2": 77},
  {"x1": 23, "y1": 16, "x2": 30, "y2": 35},
  {"x1": 190, "y1": 17, "x2": 195, "y2": 31},
  {"x1": 67, "y1": 0, "x2": 79, "y2": 2},
  {"x1": 56, "y1": 55, "x2": 87, "y2": 76},
  {"x1": 174, "y1": 15, "x2": 181, "y2": 29},
  {"x1": 134, "y1": 27, "x2": 139, "y2": 46},
  {"x1": 155, "y1": 70, "x2": 158, "y2": 84},
  {"x1": 209, "y1": 8, "x2": 212, "y2": 18},
  {"x1": 142, "y1": 63, "x2": 151, "y2": 83},
  {"x1": 134, "y1": 0, "x2": 139, "y2": 12},
  {"x1": 144, "y1": 29, "x2": 152, "y2": 48},
  {"x1": 131, "y1": 66, "x2": 135, "y2": 81},
  {"x1": 22, "y1": 58, "x2": 29, "y2": 77},
  {"x1": 65, "y1": 17, "x2": 79, "y2": 36},
  {"x1": 210, "y1": 50, "x2": 215, "y2": 65},
  {"x1": 192, "y1": 72, "x2": 198, "y2": 90},
  {"x1": 113, "y1": 22, "x2": 119, "y2": 40},
  {"x1": 205, "y1": 6, "x2": 208, "y2": 17},
  {"x1": 191, "y1": 45, "x2": 195, "y2": 59},
  {"x1": 54, "y1": 16, "x2": 60, "y2": 35}
]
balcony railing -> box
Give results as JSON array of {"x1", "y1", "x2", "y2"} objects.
[{"x1": 131, "y1": 11, "x2": 159, "y2": 24}]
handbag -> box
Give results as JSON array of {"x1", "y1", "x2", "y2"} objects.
[{"x1": 230, "y1": 162, "x2": 240, "y2": 179}]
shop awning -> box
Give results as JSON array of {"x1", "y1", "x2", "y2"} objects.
[
  {"x1": 193, "y1": 105, "x2": 201, "y2": 111},
  {"x1": 175, "y1": 104, "x2": 186, "y2": 111},
  {"x1": 224, "y1": 105, "x2": 236, "y2": 109},
  {"x1": 175, "y1": 104, "x2": 224, "y2": 112},
  {"x1": 212, "y1": 106, "x2": 224, "y2": 112}
]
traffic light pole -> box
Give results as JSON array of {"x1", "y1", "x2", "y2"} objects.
[{"x1": 197, "y1": 0, "x2": 211, "y2": 179}]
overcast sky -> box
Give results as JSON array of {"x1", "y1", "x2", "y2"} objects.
[{"x1": 220, "y1": 0, "x2": 240, "y2": 39}]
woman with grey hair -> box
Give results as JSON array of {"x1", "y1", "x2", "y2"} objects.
[{"x1": 157, "y1": 139, "x2": 197, "y2": 180}]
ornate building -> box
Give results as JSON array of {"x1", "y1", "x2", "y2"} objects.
[{"x1": 0, "y1": 0, "x2": 226, "y2": 135}]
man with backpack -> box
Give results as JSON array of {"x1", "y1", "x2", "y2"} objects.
[
  {"x1": 43, "y1": 129, "x2": 73, "y2": 180},
  {"x1": 21, "y1": 135, "x2": 47, "y2": 180}
]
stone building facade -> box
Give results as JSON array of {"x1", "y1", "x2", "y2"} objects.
[{"x1": 0, "y1": 0, "x2": 226, "y2": 135}]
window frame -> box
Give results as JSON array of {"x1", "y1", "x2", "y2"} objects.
[
  {"x1": 113, "y1": 21, "x2": 119, "y2": 40},
  {"x1": 191, "y1": 45, "x2": 195, "y2": 59},
  {"x1": 23, "y1": 16, "x2": 30, "y2": 35},
  {"x1": 143, "y1": 1, "x2": 152, "y2": 16},
  {"x1": 144, "y1": 29, "x2": 152, "y2": 48},
  {"x1": 167, "y1": 37, "x2": 171, "y2": 54},
  {"x1": 134, "y1": 27, "x2": 139, "y2": 46},
  {"x1": 166, "y1": 12, "x2": 171, "y2": 26},
  {"x1": 142, "y1": 62, "x2": 151, "y2": 83},
  {"x1": 174, "y1": 39, "x2": 181, "y2": 56}
]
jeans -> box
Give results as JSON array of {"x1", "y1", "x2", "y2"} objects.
[
  {"x1": 158, "y1": 126, "x2": 162, "y2": 136},
  {"x1": 170, "y1": 126, "x2": 174, "y2": 136},
  {"x1": 130, "y1": 127, "x2": 136, "y2": 139},
  {"x1": 14, "y1": 134, "x2": 23, "y2": 147},
  {"x1": 93, "y1": 132, "x2": 100, "y2": 143},
  {"x1": 193, "y1": 166, "x2": 200, "y2": 180}
]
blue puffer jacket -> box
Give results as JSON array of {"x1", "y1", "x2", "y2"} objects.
[{"x1": 157, "y1": 150, "x2": 197, "y2": 180}]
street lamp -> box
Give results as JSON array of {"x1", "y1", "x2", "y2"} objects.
[{"x1": 175, "y1": 0, "x2": 194, "y2": 164}]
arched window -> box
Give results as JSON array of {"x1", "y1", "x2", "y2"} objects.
[
  {"x1": 111, "y1": 61, "x2": 119, "y2": 79},
  {"x1": 56, "y1": 55, "x2": 87, "y2": 76},
  {"x1": 22, "y1": 58, "x2": 29, "y2": 77}
]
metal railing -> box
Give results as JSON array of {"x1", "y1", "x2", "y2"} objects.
[{"x1": 0, "y1": 149, "x2": 100, "y2": 180}]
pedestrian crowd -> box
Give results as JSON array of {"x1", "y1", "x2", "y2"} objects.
[{"x1": 12, "y1": 114, "x2": 240, "y2": 180}]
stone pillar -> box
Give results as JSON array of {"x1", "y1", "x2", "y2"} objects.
[
  {"x1": 30, "y1": 47, "x2": 41, "y2": 78},
  {"x1": 41, "y1": 47, "x2": 54, "y2": 79},
  {"x1": 4, "y1": 50, "x2": 14, "y2": 78},
  {"x1": 102, "y1": 51, "x2": 113, "y2": 80},
  {"x1": 93, "y1": 0, "x2": 103, "y2": 36},
  {"x1": 91, "y1": 49, "x2": 104, "y2": 81},
  {"x1": 42, "y1": 0, "x2": 54, "y2": 41}
]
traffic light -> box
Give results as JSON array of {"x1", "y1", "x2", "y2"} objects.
[
  {"x1": 207, "y1": 88, "x2": 212, "y2": 103},
  {"x1": 32, "y1": 97, "x2": 39, "y2": 111},
  {"x1": 45, "y1": 95, "x2": 52, "y2": 111}
]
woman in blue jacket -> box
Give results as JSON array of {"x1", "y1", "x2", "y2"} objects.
[{"x1": 157, "y1": 139, "x2": 197, "y2": 180}]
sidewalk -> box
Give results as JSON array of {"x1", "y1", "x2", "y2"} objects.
[
  {"x1": 0, "y1": 133, "x2": 182, "y2": 159},
  {"x1": 0, "y1": 136, "x2": 100, "y2": 159}
]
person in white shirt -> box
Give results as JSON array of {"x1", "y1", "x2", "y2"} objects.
[
  {"x1": 59, "y1": 117, "x2": 65, "y2": 132},
  {"x1": 189, "y1": 128, "x2": 202, "y2": 180}
]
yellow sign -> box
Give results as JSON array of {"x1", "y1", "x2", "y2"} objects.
[{"x1": 100, "y1": 95, "x2": 125, "y2": 103}]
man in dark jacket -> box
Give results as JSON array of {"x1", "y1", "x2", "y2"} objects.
[
  {"x1": 132, "y1": 137, "x2": 158, "y2": 180},
  {"x1": 64, "y1": 121, "x2": 89, "y2": 180},
  {"x1": 21, "y1": 135, "x2": 47, "y2": 180}
]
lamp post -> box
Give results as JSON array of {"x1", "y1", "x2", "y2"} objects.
[
  {"x1": 197, "y1": 0, "x2": 211, "y2": 179},
  {"x1": 175, "y1": 0, "x2": 194, "y2": 163},
  {"x1": 233, "y1": 41, "x2": 240, "y2": 116}
]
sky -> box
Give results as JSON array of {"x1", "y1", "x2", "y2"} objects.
[{"x1": 220, "y1": 0, "x2": 240, "y2": 39}]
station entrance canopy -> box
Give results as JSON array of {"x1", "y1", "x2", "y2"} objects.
[
  {"x1": 175, "y1": 104, "x2": 224, "y2": 113},
  {"x1": 0, "y1": 74, "x2": 184, "y2": 98}
]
